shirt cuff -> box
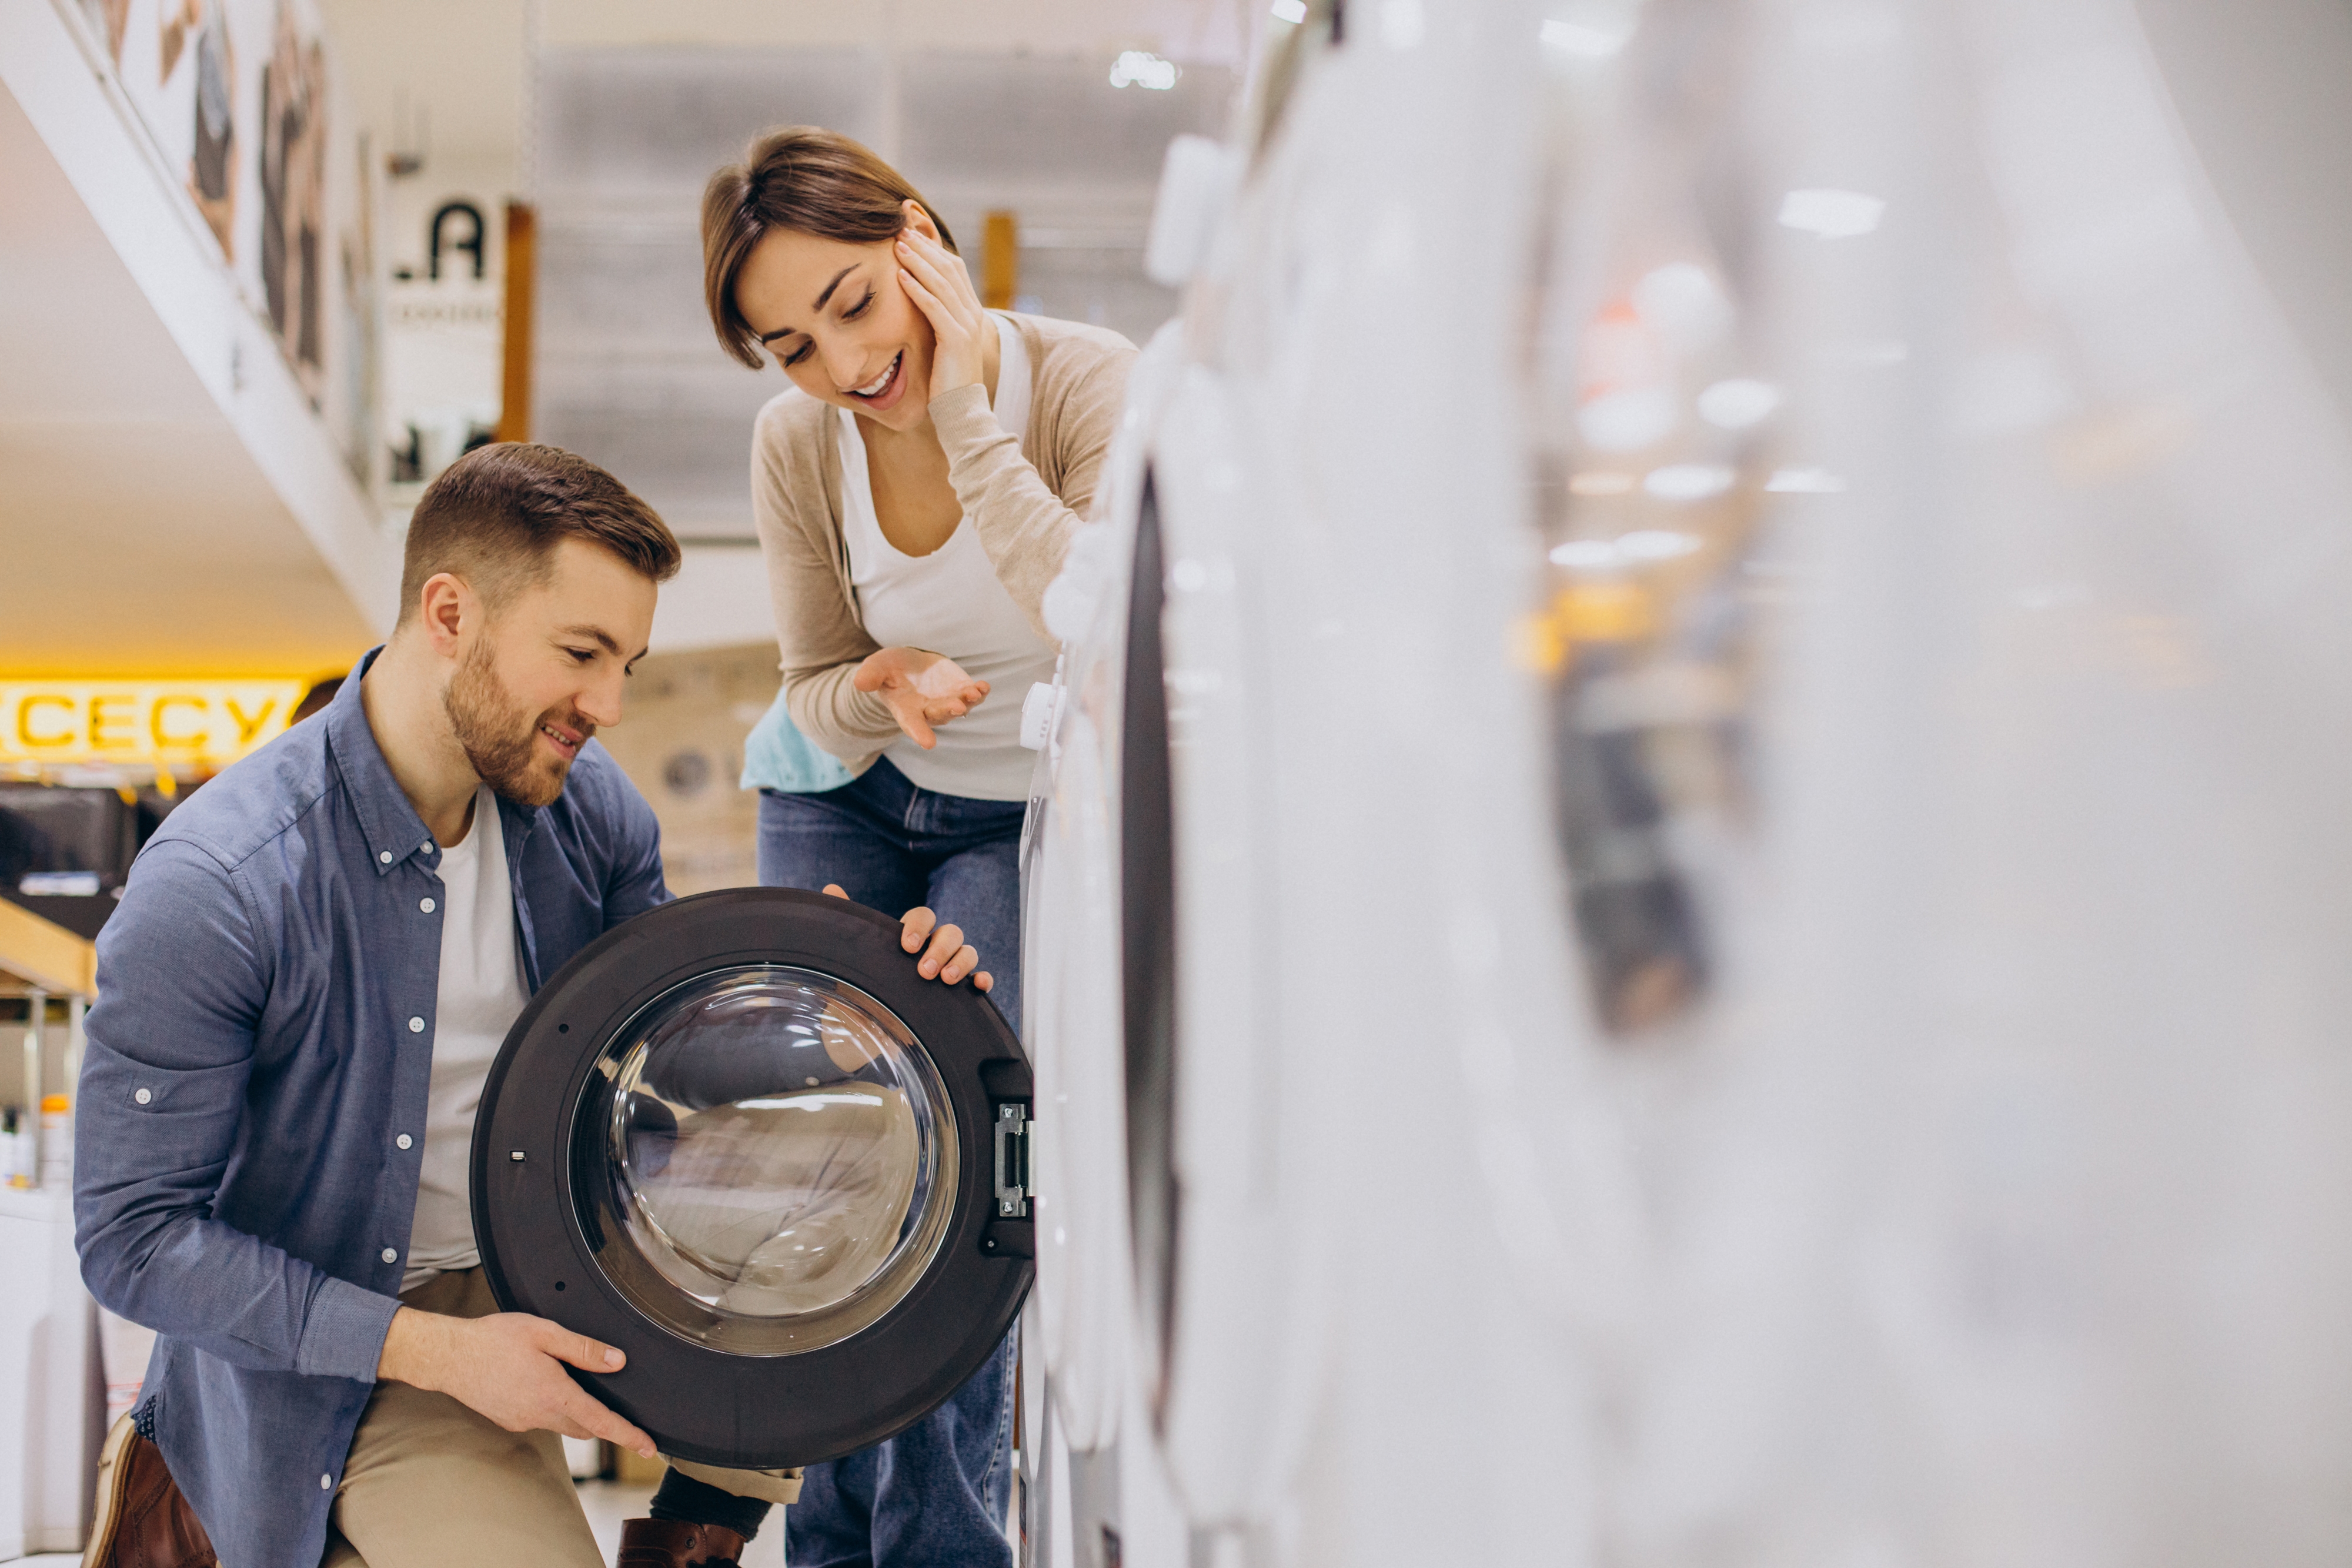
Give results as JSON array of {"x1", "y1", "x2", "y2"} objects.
[
  {"x1": 930, "y1": 383, "x2": 1004, "y2": 464},
  {"x1": 295, "y1": 1275, "x2": 403, "y2": 1383}
]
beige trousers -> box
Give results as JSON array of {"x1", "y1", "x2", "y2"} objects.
[{"x1": 320, "y1": 1268, "x2": 800, "y2": 1568}]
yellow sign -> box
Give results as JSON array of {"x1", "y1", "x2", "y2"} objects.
[{"x1": 0, "y1": 681, "x2": 309, "y2": 767}]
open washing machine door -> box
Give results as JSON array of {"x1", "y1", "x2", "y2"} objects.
[{"x1": 470, "y1": 888, "x2": 1035, "y2": 1469}]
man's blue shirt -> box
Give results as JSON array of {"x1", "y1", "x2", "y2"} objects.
[{"x1": 74, "y1": 653, "x2": 669, "y2": 1568}]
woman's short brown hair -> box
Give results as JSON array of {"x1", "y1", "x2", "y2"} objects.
[{"x1": 701, "y1": 126, "x2": 957, "y2": 370}]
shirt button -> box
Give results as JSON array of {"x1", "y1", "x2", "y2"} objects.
[
  {"x1": 396, "y1": 1134, "x2": 413, "y2": 1150},
  {"x1": 321, "y1": 1473, "x2": 333, "y2": 1490},
  {"x1": 380, "y1": 1248, "x2": 397, "y2": 1263},
  {"x1": 422, "y1": 841, "x2": 435, "y2": 854},
  {"x1": 378, "y1": 851, "x2": 392, "y2": 865},
  {"x1": 420, "y1": 898, "x2": 436, "y2": 914},
  {"x1": 408, "y1": 1017, "x2": 425, "y2": 1033},
  {"x1": 134, "y1": 1088, "x2": 152, "y2": 1105}
]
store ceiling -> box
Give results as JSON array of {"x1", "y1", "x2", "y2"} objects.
[
  {"x1": 0, "y1": 85, "x2": 374, "y2": 678},
  {"x1": 320, "y1": 0, "x2": 1260, "y2": 183}
]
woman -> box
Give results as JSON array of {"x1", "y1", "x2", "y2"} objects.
[{"x1": 642, "y1": 128, "x2": 1134, "y2": 1568}]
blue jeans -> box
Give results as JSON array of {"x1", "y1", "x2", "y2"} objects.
[
  {"x1": 757, "y1": 760, "x2": 1024, "y2": 1035},
  {"x1": 757, "y1": 760, "x2": 1023, "y2": 1567}
]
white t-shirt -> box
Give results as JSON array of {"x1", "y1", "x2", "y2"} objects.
[
  {"x1": 402, "y1": 785, "x2": 530, "y2": 1291},
  {"x1": 839, "y1": 312, "x2": 1061, "y2": 801}
]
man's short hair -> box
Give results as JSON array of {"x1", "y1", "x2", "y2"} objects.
[{"x1": 398, "y1": 443, "x2": 682, "y2": 626}]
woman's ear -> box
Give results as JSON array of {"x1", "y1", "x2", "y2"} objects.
[{"x1": 900, "y1": 199, "x2": 941, "y2": 243}]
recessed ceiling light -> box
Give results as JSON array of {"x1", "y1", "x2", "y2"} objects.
[
  {"x1": 1549, "y1": 540, "x2": 1619, "y2": 568},
  {"x1": 1778, "y1": 188, "x2": 1886, "y2": 238},
  {"x1": 1697, "y1": 378, "x2": 1782, "y2": 429},
  {"x1": 1616, "y1": 529, "x2": 1703, "y2": 560},
  {"x1": 1643, "y1": 463, "x2": 1736, "y2": 500},
  {"x1": 1109, "y1": 51, "x2": 1179, "y2": 89}
]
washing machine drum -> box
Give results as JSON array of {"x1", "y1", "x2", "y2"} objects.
[{"x1": 472, "y1": 887, "x2": 1034, "y2": 1470}]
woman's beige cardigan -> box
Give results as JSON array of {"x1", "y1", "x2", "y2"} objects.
[{"x1": 751, "y1": 312, "x2": 1135, "y2": 775}]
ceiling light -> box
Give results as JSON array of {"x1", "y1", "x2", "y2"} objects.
[
  {"x1": 1643, "y1": 463, "x2": 1736, "y2": 500},
  {"x1": 1578, "y1": 389, "x2": 1678, "y2": 452},
  {"x1": 1110, "y1": 51, "x2": 1180, "y2": 89},
  {"x1": 1568, "y1": 471, "x2": 1637, "y2": 496},
  {"x1": 1777, "y1": 188, "x2": 1885, "y2": 238},
  {"x1": 1697, "y1": 378, "x2": 1782, "y2": 429},
  {"x1": 1271, "y1": 0, "x2": 1308, "y2": 22},
  {"x1": 1631, "y1": 262, "x2": 1731, "y2": 351},
  {"x1": 1616, "y1": 530, "x2": 1703, "y2": 560},
  {"x1": 1549, "y1": 540, "x2": 1619, "y2": 569}
]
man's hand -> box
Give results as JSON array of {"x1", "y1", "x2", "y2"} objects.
[
  {"x1": 853, "y1": 647, "x2": 989, "y2": 750},
  {"x1": 377, "y1": 1306, "x2": 657, "y2": 1459},
  {"x1": 822, "y1": 884, "x2": 992, "y2": 992}
]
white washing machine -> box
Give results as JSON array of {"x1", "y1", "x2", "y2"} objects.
[
  {"x1": 1019, "y1": 316, "x2": 1194, "y2": 1568},
  {"x1": 1124, "y1": 5, "x2": 1586, "y2": 1566},
  {"x1": 1034, "y1": 0, "x2": 2352, "y2": 1560},
  {"x1": 1474, "y1": 0, "x2": 2352, "y2": 1562}
]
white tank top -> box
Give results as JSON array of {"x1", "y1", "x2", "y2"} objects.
[{"x1": 839, "y1": 313, "x2": 1060, "y2": 801}]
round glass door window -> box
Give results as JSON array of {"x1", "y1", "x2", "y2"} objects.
[{"x1": 574, "y1": 964, "x2": 959, "y2": 1357}]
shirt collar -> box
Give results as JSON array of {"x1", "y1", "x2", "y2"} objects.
[{"x1": 323, "y1": 646, "x2": 448, "y2": 878}]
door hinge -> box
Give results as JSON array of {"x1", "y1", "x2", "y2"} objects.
[{"x1": 994, "y1": 1102, "x2": 1033, "y2": 1218}]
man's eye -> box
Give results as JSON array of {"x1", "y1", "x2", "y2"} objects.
[{"x1": 566, "y1": 648, "x2": 595, "y2": 663}]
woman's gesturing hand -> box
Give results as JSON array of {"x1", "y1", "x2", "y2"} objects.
[
  {"x1": 854, "y1": 646, "x2": 990, "y2": 749},
  {"x1": 896, "y1": 227, "x2": 990, "y2": 403}
]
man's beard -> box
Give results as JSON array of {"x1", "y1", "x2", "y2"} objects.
[{"x1": 445, "y1": 638, "x2": 587, "y2": 808}]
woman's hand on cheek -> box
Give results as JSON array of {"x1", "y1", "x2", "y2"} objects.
[{"x1": 895, "y1": 230, "x2": 988, "y2": 403}]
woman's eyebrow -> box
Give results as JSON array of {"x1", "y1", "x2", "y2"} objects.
[{"x1": 757, "y1": 265, "x2": 860, "y2": 345}]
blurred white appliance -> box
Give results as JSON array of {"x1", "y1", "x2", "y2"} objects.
[
  {"x1": 1020, "y1": 320, "x2": 1190, "y2": 1568},
  {"x1": 0, "y1": 1185, "x2": 103, "y2": 1556},
  {"x1": 1118, "y1": 6, "x2": 1582, "y2": 1566},
  {"x1": 1491, "y1": 0, "x2": 2352, "y2": 1563}
]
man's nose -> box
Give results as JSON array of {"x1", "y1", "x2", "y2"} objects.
[{"x1": 577, "y1": 671, "x2": 624, "y2": 730}]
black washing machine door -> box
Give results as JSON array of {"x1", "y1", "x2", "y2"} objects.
[{"x1": 471, "y1": 887, "x2": 1035, "y2": 1470}]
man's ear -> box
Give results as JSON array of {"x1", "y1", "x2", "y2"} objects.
[{"x1": 416, "y1": 571, "x2": 475, "y2": 658}]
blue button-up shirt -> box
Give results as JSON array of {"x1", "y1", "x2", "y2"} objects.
[{"x1": 74, "y1": 651, "x2": 669, "y2": 1568}]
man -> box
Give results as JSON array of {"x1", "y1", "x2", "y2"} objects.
[{"x1": 74, "y1": 443, "x2": 991, "y2": 1568}]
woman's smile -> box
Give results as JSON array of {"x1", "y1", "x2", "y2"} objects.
[{"x1": 847, "y1": 349, "x2": 908, "y2": 410}]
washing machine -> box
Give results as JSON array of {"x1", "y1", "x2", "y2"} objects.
[
  {"x1": 1015, "y1": 315, "x2": 1195, "y2": 1568},
  {"x1": 1102, "y1": 5, "x2": 1585, "y2": 1565},
  {"x1": 1478, "y1": 0, "x2": 2352, "y2": 1560},
  {"x1": 469, "y1": 887, "x2": 1035, "y2": 1469}
]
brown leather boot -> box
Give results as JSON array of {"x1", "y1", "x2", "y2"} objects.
[
  {"x1": 616, "y1": 1517, "x2": 749, "y2": 1567},
  {"x1": 82, "y1": 1413, "x2": 218, "y2": 1568}
]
